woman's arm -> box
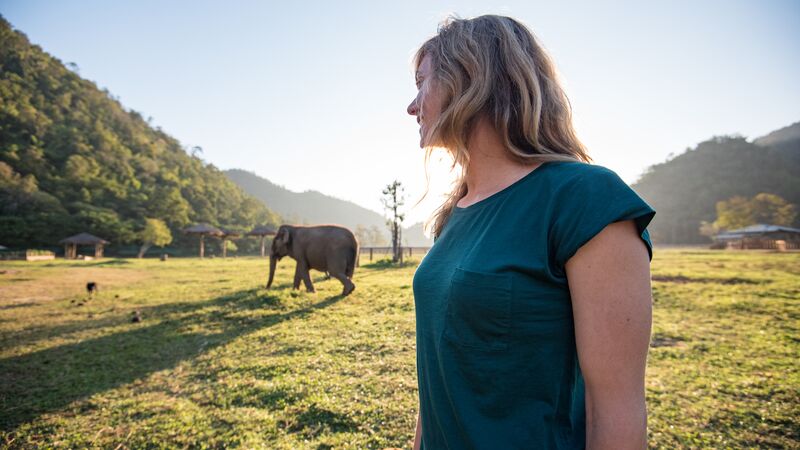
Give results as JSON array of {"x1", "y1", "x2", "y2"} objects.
[
  {"x1": 413, "y1": 411, "x2": 422, "y2": 450},
  {"x1": 565, "y1": 220, "x2": 652, "y2": 450}
]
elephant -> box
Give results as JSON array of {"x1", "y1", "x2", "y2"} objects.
[{"x1": 266, "y1": 224, "x2": 358, "y2": 296}]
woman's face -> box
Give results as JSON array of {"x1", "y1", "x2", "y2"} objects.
[{"x1": 407, "y1": 54, "x2": 446, "y2": 148}]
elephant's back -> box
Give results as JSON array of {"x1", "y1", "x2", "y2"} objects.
[{"x1": 307, "y1": 225, "x2": 357, "y2": 244}]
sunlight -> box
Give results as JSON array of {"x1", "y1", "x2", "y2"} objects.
[{"x1": 406, "y1": 147, "x2": 460, "y2": 236}]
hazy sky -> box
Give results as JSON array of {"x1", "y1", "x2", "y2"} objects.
[{"x1": 2, "y1": 0, "x2": 798, "y2": 223}]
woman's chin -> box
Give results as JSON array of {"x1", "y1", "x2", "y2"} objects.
[{"x1": 420, "y1": 129, "x2": 433, "y2": 148}]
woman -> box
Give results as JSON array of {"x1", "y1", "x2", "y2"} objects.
[{"x1": 408, "y1": 15, "x2": 655, "y2": 449}]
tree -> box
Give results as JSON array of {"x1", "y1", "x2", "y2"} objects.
[
  {"x1": 368, "y1": 225, "x2": 388, "y2": 246},
  {"x1": 713, "y1": 196, "x2": 752, "y2": 230},
  {"x1": 713, "y1": 193, "x2": 797, "y2": 230},
  {"x1": 354, "y1": 225, "x2": 370, "y2": 246},
  {"x1": 354, "y1": 224, "x2": 389, "y2": 246},
  {"x1": 749, "y1": 193, "x2": 797, "y2": 226},
  {"x1": 137, "y1": 218, "x2": 173, "y2": 258},
  {"x1": 382, "y1": 180, "x2": 405, "y2": 262},
  {"x1": 698, "y1": 220, "x2": 720, "y2": 238}
]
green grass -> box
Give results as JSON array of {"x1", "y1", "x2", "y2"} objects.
[{"x1": 0, "y1": 251, "x2": 797, "y2": 449}]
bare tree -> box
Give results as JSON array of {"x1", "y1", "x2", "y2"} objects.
[{"x1": 382, "y1": 180, "x2": 405, "y2": 262}]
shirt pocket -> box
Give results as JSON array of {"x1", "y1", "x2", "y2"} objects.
[{"x1": 442, "y1": 267, "x2": 512, "y2": 351}]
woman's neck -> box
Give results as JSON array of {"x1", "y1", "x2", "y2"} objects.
[{"x1": 458, "y1": 117, "x2": 541, "y2": 208}]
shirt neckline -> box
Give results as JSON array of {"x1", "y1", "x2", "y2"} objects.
[{"x1": 452, "y1": 161, "x2": 560, "y2": 214}]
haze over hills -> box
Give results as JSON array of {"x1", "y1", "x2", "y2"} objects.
[
  {"x1": 231, "y1": 121, "x2": 799, "y2": 247},
  {"x1": 225, "y1": 169, "x2": 433, "y2": 247},
  {"x1": 632, "y1": 121, "x2": 800, "y2": 244}
]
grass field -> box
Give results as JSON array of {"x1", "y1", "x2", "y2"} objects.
[{"x1": 0, "y1": 250, "x2": 798, "y2": 449}]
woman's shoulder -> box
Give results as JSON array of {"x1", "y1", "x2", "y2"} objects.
[
  {"x1": 545, "y1": 160, "x2": 620, "y2": 178},
  {"x1": 540, "y1": 161, "x2": 628, "y2": 192},
  {"x1": 542, "y1": 161, "x2": 656, "y2": 266}
]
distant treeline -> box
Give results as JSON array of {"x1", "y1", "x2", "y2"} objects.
[
  {"x1": 0, "y1": 17, "x2": 279, "y2": 253},
  {"x1": 632, "y1": 127, "x2": 800, "y2": 244}
]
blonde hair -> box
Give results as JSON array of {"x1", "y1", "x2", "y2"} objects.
[{"x1": 416, "y1": 15, "x2": 591, "y2": 237}]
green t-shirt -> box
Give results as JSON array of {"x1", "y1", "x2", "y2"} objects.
[{"x1": 412, "y1": 161, "x2": 655, "y2": 449}]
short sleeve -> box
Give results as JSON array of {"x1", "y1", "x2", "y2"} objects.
[{"x1": 550, "y1": 165, "x2": 656, "y2": 272}]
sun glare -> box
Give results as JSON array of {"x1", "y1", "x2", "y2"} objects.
[{"x1": 408, "y1": 147, "x2": 458, "y2": 235}]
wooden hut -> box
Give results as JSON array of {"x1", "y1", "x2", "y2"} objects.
[
  {"x1": 183, "y1": 224, "x2": 223, "y2": 258},
  {"x1": 247, "y1": 225, "x2": 277, "y2": 257},
  {"x1": 59, "y1": 233, "x2": 109, "y2": 259},
  {"x1": 713, "y1": 224, "x2": 800, "y2": 250}
]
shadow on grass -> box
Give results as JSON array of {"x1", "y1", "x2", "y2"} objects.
[
  {"x1": 0, "y1": 302, "x2": 36, "y2": 310},
  {"x1": 41, "y1": 259, "x2": 133, "y2": 268},
  {"x1": 0, "y1": 288, "x2": 347, "y2": 432},
  {"x1": 283, "y1": 404, "x2": 359, "y2": 438},
  {"x1": 651, "y1": 275, "x2": 769, "y2": 285},
  {"x1": 2, "y1": 275, "x2": 343, "y2": 352}
]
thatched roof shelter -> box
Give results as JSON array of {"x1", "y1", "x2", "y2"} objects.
[
  {"x1": 247, "y1": 225, "x2": 277, "y2": 257},
  {"x1": 184, "y1": 224, "x2": 224, "y2": 236},
  {"x1": 59, "y1": 232, "x2": 110, "y2": 259},
  {"x1": 183, "y1": 224, "x2": 223, "y2": 258},
  {"x1": 247, "y1": 225, "x2": 277, "y2": 236}
]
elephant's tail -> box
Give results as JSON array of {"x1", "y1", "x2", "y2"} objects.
[{"x1": 346, "y1": 245, "x2": 357, "y2": 277}]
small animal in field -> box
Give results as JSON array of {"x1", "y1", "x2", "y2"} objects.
[
  {"x1": 86, "y1": 282, "x2": 98, "y2": 296},
  {"x1": 131, "y1": 310, "x2": 142, "y2": 323},
  {"x1": 267, "y1": 224, "x2": 358, "y2": 296}
]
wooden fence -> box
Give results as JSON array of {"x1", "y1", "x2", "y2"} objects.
[
  {"x1": 360, "y1": 246, "x2": 432, "y2": 262},
  {"x1": 724, "y1": 239, "x2": 799, "y2": 251},
  {"x1": 0, "y1": 250, "x2": 56, "y2": 261}
]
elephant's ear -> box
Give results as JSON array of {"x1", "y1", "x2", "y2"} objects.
[{"x1": 277, "y1": 226, "x2": 292, "y2": 248}]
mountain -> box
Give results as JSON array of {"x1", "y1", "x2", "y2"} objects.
[
  {"x1": 225, "y1": 169, "x2": 386, "y2": 230},
  {"x1": 402, "y1": 222, "x2": 433, "y2": 247},
  {"x1": 0, "y1": 17, "x2": 279, "y2": 251},
  {"x1": 225, "y1": 169, "x2": 433, "y2": 246},
  {"x1": 631, "y1": 126, "x2": 799, "y2": 244},
  {"x1": 753, "y1": 121, "x2": 800, "y2": 148}
]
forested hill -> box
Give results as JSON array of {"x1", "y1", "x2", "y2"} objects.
[
  {"x1": 632, "y1": 122, "x2": 800, "y2": 244},
  {"x1": 225, "y1": 169, "x2": 434, "y2": 247},
  {"x1": 225, "y1": 169, "x2": 385, "y2": 230},
  {"x1": 0, "y1": 17, "x2": 280, "y2": 249}
]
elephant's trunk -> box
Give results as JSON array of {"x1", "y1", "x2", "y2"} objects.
[{"x1": 266, "y1": 254, "x2": 277, "y2": 288}]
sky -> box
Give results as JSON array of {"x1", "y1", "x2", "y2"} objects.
[{"x1": 1, "y1": 0, "x2": 799, "y2": 224}]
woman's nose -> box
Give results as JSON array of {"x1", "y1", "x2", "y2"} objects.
[{"x1": 407, "y1": 99, "x2": 418, "y2": 116}]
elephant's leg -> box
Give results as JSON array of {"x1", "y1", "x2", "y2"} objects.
[
  {"x1": 293, "y1": 264, "x2": 303, "y2": 290},
  {"x1": 301, "y1": 269, "x2": 316, "y2": 293},
  {"x1": 329, "y1": 270, "x2": 355, "y2": 296}
]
